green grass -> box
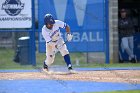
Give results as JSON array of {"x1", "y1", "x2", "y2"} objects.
[
  {"x1": 36, "y1": 51, "x2": 86, "y2": 66},
  {"x1": 0, "y1": 48, "x2": 35, "y2": 69},
  {"x1": 0, "y1": 48, "x2": 86, "y2": 69},
  {"x1": 79, "y1": 62, "x2": 140, "y2": 68},
  {"x1": 0, "y1": 48, "x2": 140, "y2": 69},
  {"x1": 85, "y1": 90, "x2": 140, "y2": 93}
]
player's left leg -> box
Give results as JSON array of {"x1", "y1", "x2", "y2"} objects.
[
  {"x1": 61, "y1": 49, "x2": 77, "y2": 73},
  {"x1": 63, "y1": 54, "x2": 77, "y2": 73},
  {"x1": 64, "y1": 54, "x2": 73, "y2": 70},
  {"x1": 58, "y1": 39, "x2": 73, "y2": 71}
]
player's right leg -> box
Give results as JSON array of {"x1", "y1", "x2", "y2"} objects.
[
  {"x1": 44, "y1": 55, "x2": 55, "y2": 71},
  {"x1": 43, "y1": 61, "x2": 48, "y2": 71},
  {"x1": 43, "y1": 45, "x2": 55, "y2": 71}
]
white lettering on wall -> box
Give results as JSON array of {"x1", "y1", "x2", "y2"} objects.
[
  {"x1": 72, "y1": 32, "x2": 103, "y2": 42},
  {"x1": 81, "y1": 32, "x2": 88, "y2": 41},
  {"x1": 72, "y1": 32, "x2": 80, "y2": 42},
  {"x1": 40, "y1": 31, "x2": 103, "y2": 42}
]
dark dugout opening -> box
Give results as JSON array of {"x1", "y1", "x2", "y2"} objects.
[
  {"x1": 119, "y1": 0, "x2": 140, "y2": 32},
  {"x1": 118, "y1": 0, "x2": 140, "y2": 62}
]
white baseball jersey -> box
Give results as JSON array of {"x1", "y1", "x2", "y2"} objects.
[{"x1": 42, "y1": 20, "x2": 67, "y2": 43}]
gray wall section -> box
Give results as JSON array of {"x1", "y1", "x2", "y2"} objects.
[{"x1": 109, "y1": 0, "x2": 119, "y2": 63}]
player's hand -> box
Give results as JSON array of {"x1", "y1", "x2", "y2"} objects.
[{"x1": 67, "y1": 33, "x2": 73, "y2": 41}]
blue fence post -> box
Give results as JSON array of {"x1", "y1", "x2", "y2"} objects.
[
  {"x1": 105, "y1": 0, "x2": 110, "y2": 64},
  {"x1": 29, "y1": 0, "x2": 36, "y2": 66}
]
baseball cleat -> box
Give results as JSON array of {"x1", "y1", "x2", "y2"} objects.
[
  {"x1": 69, "y1": 69, "x2": 77, "y2": 74},
  {"x1": 68, "y1": 66, "x2": 77, "y2": 74},
  {"x1": 43, "y1": 62, "x2": 49, "y2": 71}
]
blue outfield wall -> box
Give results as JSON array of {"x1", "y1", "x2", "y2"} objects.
[{"x1": 38, "y1": 0, "x2": 108, "y2": 52}]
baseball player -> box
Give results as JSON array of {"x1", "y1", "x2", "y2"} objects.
[{"x1": 42, "y1": 14, "x2": 74, "y2": 72}]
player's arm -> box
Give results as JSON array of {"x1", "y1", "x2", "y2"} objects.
[
  {"x1": 65, "y1": 24, "x2": 70, "y2": 34},
  {"x1": 42, "y1": 27, "x2": 56, "y2": 47},
  {"x1": 65, "y1": 24, "x2": 73, "y2": 41},
  {"x1": 57, "y1": 20, "x2": 73, "y2": 41}
]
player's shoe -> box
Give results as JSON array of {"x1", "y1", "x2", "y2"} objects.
[
  {"x1": 68, "y1": 65, "x2": 77, "y2": 74},
  {"x1": 43, "y1": 62, "x2": 49, "y2": 72}
]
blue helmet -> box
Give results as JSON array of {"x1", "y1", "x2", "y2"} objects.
[{"x1": 44, "y1": 14, "x2": 55, "y2": 25}]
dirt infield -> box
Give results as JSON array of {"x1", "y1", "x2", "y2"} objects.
[{"x1": 0, "y1": 70, "x2": 140, "y2": 84}]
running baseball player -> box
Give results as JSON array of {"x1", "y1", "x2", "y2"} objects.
[{"x1": 42, "y1": 14, "x2": 74, "y2": 73}]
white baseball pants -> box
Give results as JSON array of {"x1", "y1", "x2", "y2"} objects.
[{"x1": 44, "y1": 39, "x2": 69, "y2": 66}]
